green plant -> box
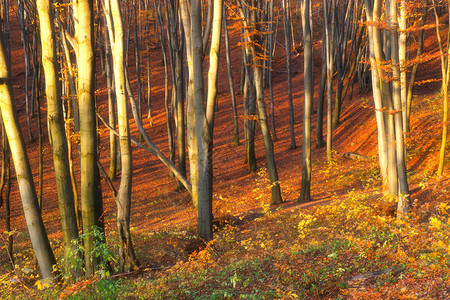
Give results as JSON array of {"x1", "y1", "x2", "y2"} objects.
[{"x1": 61, "y1": 226, "x2": 117, "y2": 279}]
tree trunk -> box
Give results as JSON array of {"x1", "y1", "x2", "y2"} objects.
[
  {"x1": 299, "y1": 0, "x2": 313, "y2": 203},
  {"x1": 1, "y1": 116, "x2": 13, "y2": 266},
  {"x1": 254, "y1": 65, "x2": 283, "y2": 204},
  {"x1": 0, "y1": 30, "x2": 56, "y2": 281},
  {"x1": 223, "y1": 7, "x2": 240, "y2": 147},
  {"x1": 104, "y1": 0, "x2": 139, "y2": 272},
  {"x1": 166, "y1": 0, "x2": 187, "y2": 189},
  {"x1": 316, "y1": 27, "x2": 326, "y2": 149},
  {"x1": 37, "y1": 0, "x2": 79, "y2": 276},
  {"x1": 267, "y1": 0, "x2": 277, "y2": 141},
  {"x1": 432, "y1": 0, "x2": 450, "y2": 176},
  {"x1": 390, "y1": 0, "x2": 410, "y2": 215},
  {"x1": 242, "y1": 47, "x2": 257, "y2": 173},
  {"x1": 76, "y1": 0, "x2": 104, "y2": 277},
  {"x1": 366, "y1": 0, "x2": 388, "y2": 190},
  {"x1": 282, "y1": 0, "x2": 296, "y2": 149},
  {"x1": 406, "y1": 1, "x2": 428, "y2": 133},
  {"x1": 323, "y1": 0, "x2": 334, "y2": 161}
]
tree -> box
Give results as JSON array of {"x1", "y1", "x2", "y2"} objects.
[
  {"x1": 0, "y1": 29, "x2": 56, "y2": 281},
  {"x1": 37, "y1": 0, "x2": 79, "y2": 276},
  {"x1": 282, "y1": 0, "x2": 296, "y2": 149},
  {"x1": 165, "y1": 0, "x2": 187, "y2": 189},
  {"x1": 103, "y1": 0, "x2": 139, "y2": 272},
  {"x1": 365, "y1": 0, "x2": 410, "y2": 216},
  {"x1": 299, "y1": 0, "x2": 313, "y2": 203},
  {"x1": 180, "y1": 0, "x2": 223, "y2": 241},
  {"x1": 405, "y1": 0, "x2": 428, "y2": 133},
  {"x1": 236, "y1": 0, "x2": 283, "y2": 205},
  {"x1": 74, "y1": 0, "x2": 104, "y2": 276},
  {"x1": 432, "y1": 0, "x2": 449, "y2": 176},
  {"x1": 223, "y1": 6, "x2": 240, "y2": 147},
  {"x1": 323, "y1": 0, "x2": 335, "y2": 161}
]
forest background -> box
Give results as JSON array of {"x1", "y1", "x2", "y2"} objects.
[{"x1": 0, "y1": 0, "x2": 450, "y2": 298}]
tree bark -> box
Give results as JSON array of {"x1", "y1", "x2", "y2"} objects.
[
  {"x1": 103, "y1": 0, "x2": 139, "y2": 272},
  {"x1": 37, "y1": 0, "x2": 79, "y2": 276},
  {"x1": 282, "y1": 0, "x2": 296, "y2": 149},
  {"x1": 76, "y1": 0, "x2": 104, "y2": 277},
  {"x1": 390, "y1": 0, "x2": 410, "y2": 215},
  {"x1": 0, "y1": 29, "x2": 57, "y2": 281},
  {"x1": 299, "y1": 0, "x2": 313, "y2": 203},
  {"x1": 223, "y1": 7, "x2": 240, "y2": 147}
]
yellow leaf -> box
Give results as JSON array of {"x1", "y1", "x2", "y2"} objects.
[
  {"x1": 439, "y1": 202, "x2": 449, "y2": 215},
  {"x1": 436, "y1": 240, "x2": 446, "y2": 248},
  {"x1": 430, "y1": 216, "x2": 442, "y2": 229},
  {"x1": 34, "y1": 280, "x2": 51, "y2": 290}
]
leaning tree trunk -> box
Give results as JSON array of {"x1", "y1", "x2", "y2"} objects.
[
  {"x1": 104, "y1": 0, "x2": 139, "y2": 272},
  {"x1": 254, "y1": 64, "x2": 283, "y2": 205},
  {"x1": 0, "y1": 30, "x2": 56, "y2": 281},
  {"x1": 37, "y1": 0, "x2": 79, "y2": 276},
  {"x1": 223, "y1": 7, "x2": 240, "y2": 147}
]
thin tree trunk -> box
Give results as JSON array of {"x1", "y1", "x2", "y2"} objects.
[
  {"x1": 282, "y1": 0, "x2": 296, "y2": 149},
  {"x1": 223, "y1": 7, "x2": 239, "y2": 147},
  {"x1": 366, "y1": 0, "x2": 388, "y2": 190},
  {"x1": 0, "y1": 116, "x2": 13, "y2": 266},
  {"x1": 202, "y1": 0, "x2": 223, "y2": 240},
  {"x1": 242, "y1": 47, "x2": 257, "y2": 173},
  {"x1": 154, "y1": 0, "x2": 176, "y2": 175},
  {"x1": 168, "y1": 0, "x2": 187, "y2": 189},
  {"x1": 34, "y1": 43, "x2": 43, "y2": 210},
  {"x1": 104, "y1": 0, "x2": 139, "y2": 272},
  {"x1": 433, "y1": 0, "x2": 449, "y2": 176},
  {"x1": 105, "y1": 32, "x2": 117, "y2": 181},
  {"x1": 406, "y1": 1, "x2": 428, "y2": 133},
  {"x1": 299, "y1": 0, "x2": 313, "y2": 203},
  {"x1": 390, "y1": 0, "x2": 410, "y2": 215},
  {"x1": 399, "y1": 0, "x2": 408, "y2": 134},
  {"x1": 133, "y1": 0, "x2": 144, "y2": 142},
  {"x1": 16, "y1": 0, "x2": 33, "y2": 141},
  {"x1": 267, "y1": 0, "x2": 277, "y2": 141},
  {"x1": 254, "y1": 65, "x2": 283, "y2": 204},
  {"x1": 316, "y1": 27, "x2": 326, "y2": 149},
  {"x1": 238, "y1": 0, "x2": 282, "y2": 205},
  {"x1": 323, "y1": 0, "x2": 334, "y2": 161},
  {"x1": 202, "y1": 0, "x2": 214, "y2": 55}
]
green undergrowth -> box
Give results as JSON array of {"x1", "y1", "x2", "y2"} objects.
[
  {"x1": 123, "y1": 190, "x2": 450, "y2": 299},
  {"x1": 2, "y1": 182, "x2": 450, "y2": 299}
]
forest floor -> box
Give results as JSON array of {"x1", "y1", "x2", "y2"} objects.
[{"x1": 1, "y1": 2, "x2": 450, "y2": 299}]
